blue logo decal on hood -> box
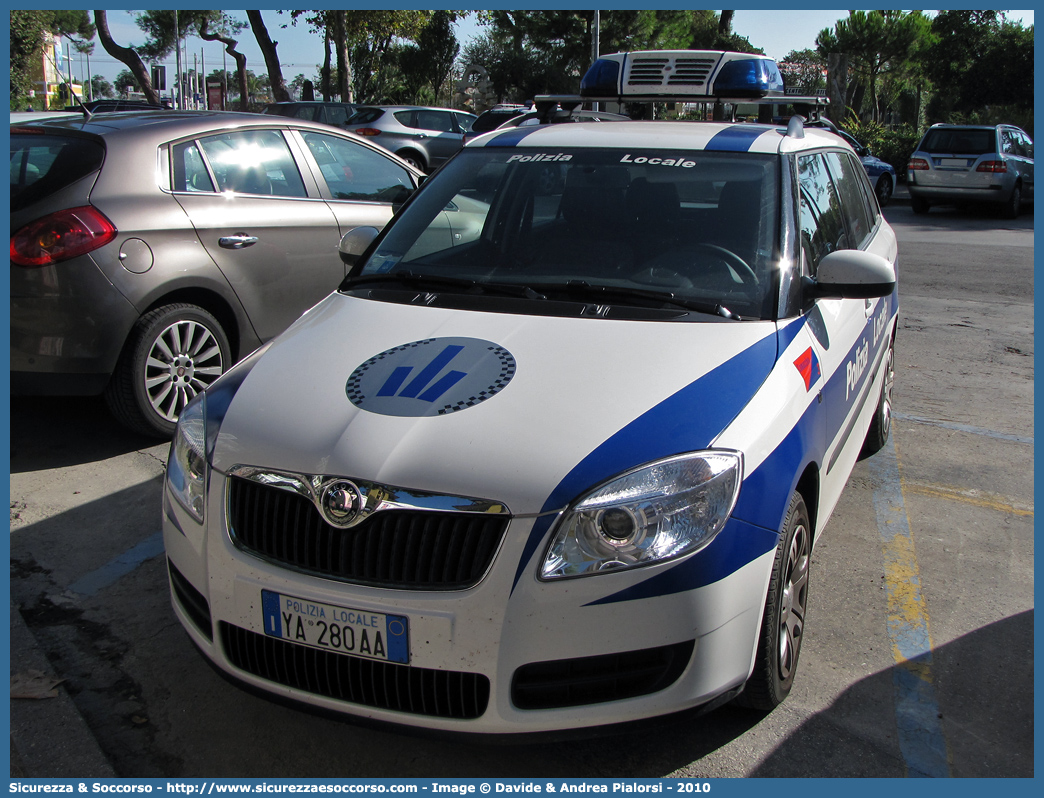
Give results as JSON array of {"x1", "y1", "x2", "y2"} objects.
[{"x1": 346, "y1": 337, "x2": 516, "y2": 417}]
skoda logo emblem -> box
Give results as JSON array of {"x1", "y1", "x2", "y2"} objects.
[{"x1": 320, "y1": 480, "x2": 362, "y2": 527}]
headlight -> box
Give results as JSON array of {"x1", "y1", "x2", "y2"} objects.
[
  {"x1": 167, "y1": 394, "x2": 208, "y2": 523},
  {"x1": 540, "y1": 451, "x2": 743, "y2": 580}
]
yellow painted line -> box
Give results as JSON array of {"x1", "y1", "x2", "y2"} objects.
[
  {"x1": 903, "y1": 482, "x2": 1033, "y2": 517},
  {"x1": 869, "y1": 431, "x2": 951, "y2": 777}
]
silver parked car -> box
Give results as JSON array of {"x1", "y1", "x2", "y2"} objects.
[
  {"x1": 10, "y1": 110, "x2": 421, "y2": 437},
  {"x1": 346, "y1": 106, "x2": 477, "y2": 172},
  {"x1": 907, "y1": 123, "x2": 1033, "y2": 217}
]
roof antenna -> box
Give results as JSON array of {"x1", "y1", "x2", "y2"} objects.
[
  {"x1": 43, "y1": 47, "x2": 93, "y2": 121},
  {"x1": 786, "y1": 115, "x2": 805, "y2": 139}
]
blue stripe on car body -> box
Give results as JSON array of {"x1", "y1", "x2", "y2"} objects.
[
  {"x1": 705, "y1": 125, "x2": 772, "y2": 152},
  {"x1": 512, "y1": 295, "x2": 898, "y2": 602}
]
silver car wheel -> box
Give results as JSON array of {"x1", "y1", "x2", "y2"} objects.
[
  {"x1": 144, "y1": 318, "x2": 225, "y2": 423},
  {"x1": 777, "y1": 520, "x2": 810, "y2": 681}
]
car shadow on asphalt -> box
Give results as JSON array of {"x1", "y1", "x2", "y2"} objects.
[{"x1": 10, "y1": 395, "x2": 165, "y2": 473}]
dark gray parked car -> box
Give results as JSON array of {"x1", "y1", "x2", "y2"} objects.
[
  {"x1": 261, "y1": 101, "x2": 356, "y2": 129},
  {"x1": 346, "y1": 105, "x2": 477, "y2": 171},
  {"x1": 907, "y1": 123, "x2": 1033, "y2": 217},
  {"x1": 10, "y1": 111, "x2": 421, "y2": 436}
]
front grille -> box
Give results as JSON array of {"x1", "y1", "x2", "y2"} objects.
[
  {"x1": 628, "y1": 58, "x2": 670, "y2": 85},
  {"x1": 511, "y1": 641, "x2": 695, "y2": 710},
  {"x1": 221, "y1": 623, "x2": 489, "y2": 719},
  {"x1": 168, "y1": 559, "x2": 213, "y2": 641},
  {"x1": 228, "y1": 476, "x2": 507, "y2": 590},
  {"x1": 667, "y1": 58, "x2": 715, "y2": 86}
]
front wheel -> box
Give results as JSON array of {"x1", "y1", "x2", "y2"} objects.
[
  {"x1": 737, "y1": 492, "x2": 811, "y2": 710},
  {"x1": 861, "y1": 336, "x2": 895, "y2": 458},
  {"x1": 105, "y1": 303, "x2": 231, "y2": 438}
]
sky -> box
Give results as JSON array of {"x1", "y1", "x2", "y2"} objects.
[{"x1": 66, "y1": 9, "x2": 1036, "y2": 91}]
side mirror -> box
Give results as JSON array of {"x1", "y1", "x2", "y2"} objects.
[
  {"x1": 806, "y1": 250, "x2": 896, "y2": 299},
  {"x1": 338, "y1": 226, "x2": 380, "y2": 267}
]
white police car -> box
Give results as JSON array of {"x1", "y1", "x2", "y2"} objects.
[{"x1": 163, "y1": 51, "x2": 898, "y2": 734}]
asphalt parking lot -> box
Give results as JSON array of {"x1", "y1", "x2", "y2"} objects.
[{"x1": 8, "y1": 191, "x2": 1034, "y2": 779}]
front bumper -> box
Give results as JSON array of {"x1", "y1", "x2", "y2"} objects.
[{"x1": 162, "y1": 472, "x2": 777, "y2": 734}]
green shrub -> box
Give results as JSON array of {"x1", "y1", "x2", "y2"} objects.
[{"x1": 841, "y1": 117, "x2": 921, "y2": 180}]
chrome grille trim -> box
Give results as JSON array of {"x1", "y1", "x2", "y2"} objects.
[{"x1": 225, "y1": 470, "x2": 511, "y2": 590}]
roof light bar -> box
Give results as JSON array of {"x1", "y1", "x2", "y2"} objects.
[{"x1": 579, "y1": 50, "x2": 789, "y2": 101}]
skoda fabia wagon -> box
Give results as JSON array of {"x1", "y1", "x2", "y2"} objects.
[{"x1": 163, "y1": 51, "x2": 899, "y2": 734}]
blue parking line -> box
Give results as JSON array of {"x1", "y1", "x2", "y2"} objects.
[
  {"x1": 868, "y1": 434, "x2": 951, "y2": 777},
  {"x1": 893, "y1": 412, "x2": 1032, "y2": 445},
  {"x1": 67, "y1": 532, "x2": 165, "y2": 598}
]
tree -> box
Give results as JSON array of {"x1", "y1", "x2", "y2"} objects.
[
  {"x1": 10, "y1": 10, "x2": 53, "y2": 106},
  {"x1": 921, "y1": 11, "x2": 1033, "y2": 126},
  {"x1": 816, "y1": 11, "x2": 932, "y2": 122},
  {"x1": 114, "y1": 69, "x2": 138, "y2": 97},
  {"x1": 198, "y1": 14, "x2": 251, "y2": 111},
  {"x1": 247, "y1": 10, "x2": 290, "y2": 102},
  {"x1": 779, "y1": 48, "x2": 826, "y2": 94},
  {"x1": 398, "y1": 11, "x2": 459, "y2": 103},
  {"x1": 95, "y1": 10, "x2": 159, "y2": 105},
  {"x1": 90, "y1": 73, "x2": 114, "y2": 99}
]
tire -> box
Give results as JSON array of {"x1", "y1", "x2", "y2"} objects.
[
  {"x1": 396, "y1": 150, "x2": 426, "y2": 172},
  {"x1": 861, "y1": 336, "x2": 895, "y2": 458},
  {"x1": 1003, "y1": 182, "x2": 1022, "y2": 219},
  {"x1": 105, "y1": 303, "x2": 231, "y2": 438},
  {"x1": 875, "y1": 175, "x2": 893, "y2": 207},
  {"x1": 910, "y1": 196, "x2": 930, "y2": 214},
  {"x1": 737, "y1": 492, "x2": 811, "y2": 711}
]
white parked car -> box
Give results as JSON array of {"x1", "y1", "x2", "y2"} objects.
[{"x1": 163, "y1": 51, "x2": 898, "y2": 734}]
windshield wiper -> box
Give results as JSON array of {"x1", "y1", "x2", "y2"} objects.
[
  {"x1": 539, "y1": 280, "x2": 742, "y2": 320},
  {"x1": 342, "y1": 271, "x2": 547, "y2": 300}
]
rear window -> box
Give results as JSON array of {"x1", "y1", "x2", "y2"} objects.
[
  {"x1": 10, "y1": 133, "x2": 104, "y2": 212},
  {"x1": 920, "y1": 128, "x2": 995, "y2": 155},
  {"x1": 471, "y1": 110, "x2": 523, "y2": 134},
  {"x1": 347, "y1": 108, "x2": 385, "y2": 125}
]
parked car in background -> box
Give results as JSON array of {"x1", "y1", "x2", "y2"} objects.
[
  {"x1": 10, "y1": 111, "x2": 421, "y2": 437},
  {"x1": 64, "y1": 99, "x2": 169, "y2": 113},
  {"x1": 261, "y1": 101, "x2": 356, "y2": 129},
  {"x1": 907, "y1": 123, "x2": 1033, "y2": 217},
  {"x1": 346, "y1": 106, "x2": 477, "y2": 171},
  {"x1": 838, "y1": 130, "x2": 897, "y2": 207},
  {"x1": 465, "y1": 103, "x2": 534, "y2": 141}
]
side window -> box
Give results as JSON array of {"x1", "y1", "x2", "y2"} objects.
[
  {"x1": 171, "y1": 141, "x2": 216, "y2": 193},
  {"x1": 197, "y1": 130, "x2": 307, "y2": 198},
  {"x1": 1018, "y1": 131, "x2": 1033, "y2": 157},
  {"x1": 797, "y1": 153, "x2": 849, "y2": 275},
  {"x1": 393, "y1": 110, "x2": 418, "y2": 129},
  {"x1": 325, "y1": 106, "x2": 350, "y2": 127},
  {"x1": 416, "y1": 111, "x2": 454, "y2": 132},
  {"x1": 825, "y1": 151, "x2": 874, "y2": 247},
  {"x1": 301, "y1": 132, "x2": 414, "y2": 203},
  {"x1": 1000, "y1": 130, "x2": 1018, "y2": 155},
  {"x1": 292, "y1": 106, "x2": 319, "y2": 121},
  {"x1": 454, "y1": 112, "x2": 476, "y2": 133}
]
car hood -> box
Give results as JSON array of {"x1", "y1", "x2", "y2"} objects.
[{"x1": 210, "y1": 294, "x2": 780, "y2": 514}]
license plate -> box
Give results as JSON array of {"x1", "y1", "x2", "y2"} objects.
[
  {"x1": 261, "y1": 590, "x2": 409, "y2": 664},
  {"x1": 940, "y1": 158, "x2": 969, "y2": 167}
]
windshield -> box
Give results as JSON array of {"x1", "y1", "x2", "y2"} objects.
[{"x1": 350, "y1": 147, "x2": 781, "y2": 320}]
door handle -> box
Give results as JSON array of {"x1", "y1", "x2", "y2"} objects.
[
  {"x1": 219, "y1": 234, "x2": 259, "y2": 249},
  {"x1": 413, "y1": 133, "x2": 428, "y2": 139}
]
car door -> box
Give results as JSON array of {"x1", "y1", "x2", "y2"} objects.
[
  {"x1": 171, "y1": 128, "x2": 344, "y2": 342},
  {"x1": 797, "y1": 151, "x2": 890, "y2": 517},
  {"x1": 293, "y1": 129, "x2": 419, "y2": 265},
  {"x1": 1009, "y1": 128, "x2": 1034, "y2": 200},
  {"x1": 408, "y1": 109, "x2": 465, "y2": 167}
]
